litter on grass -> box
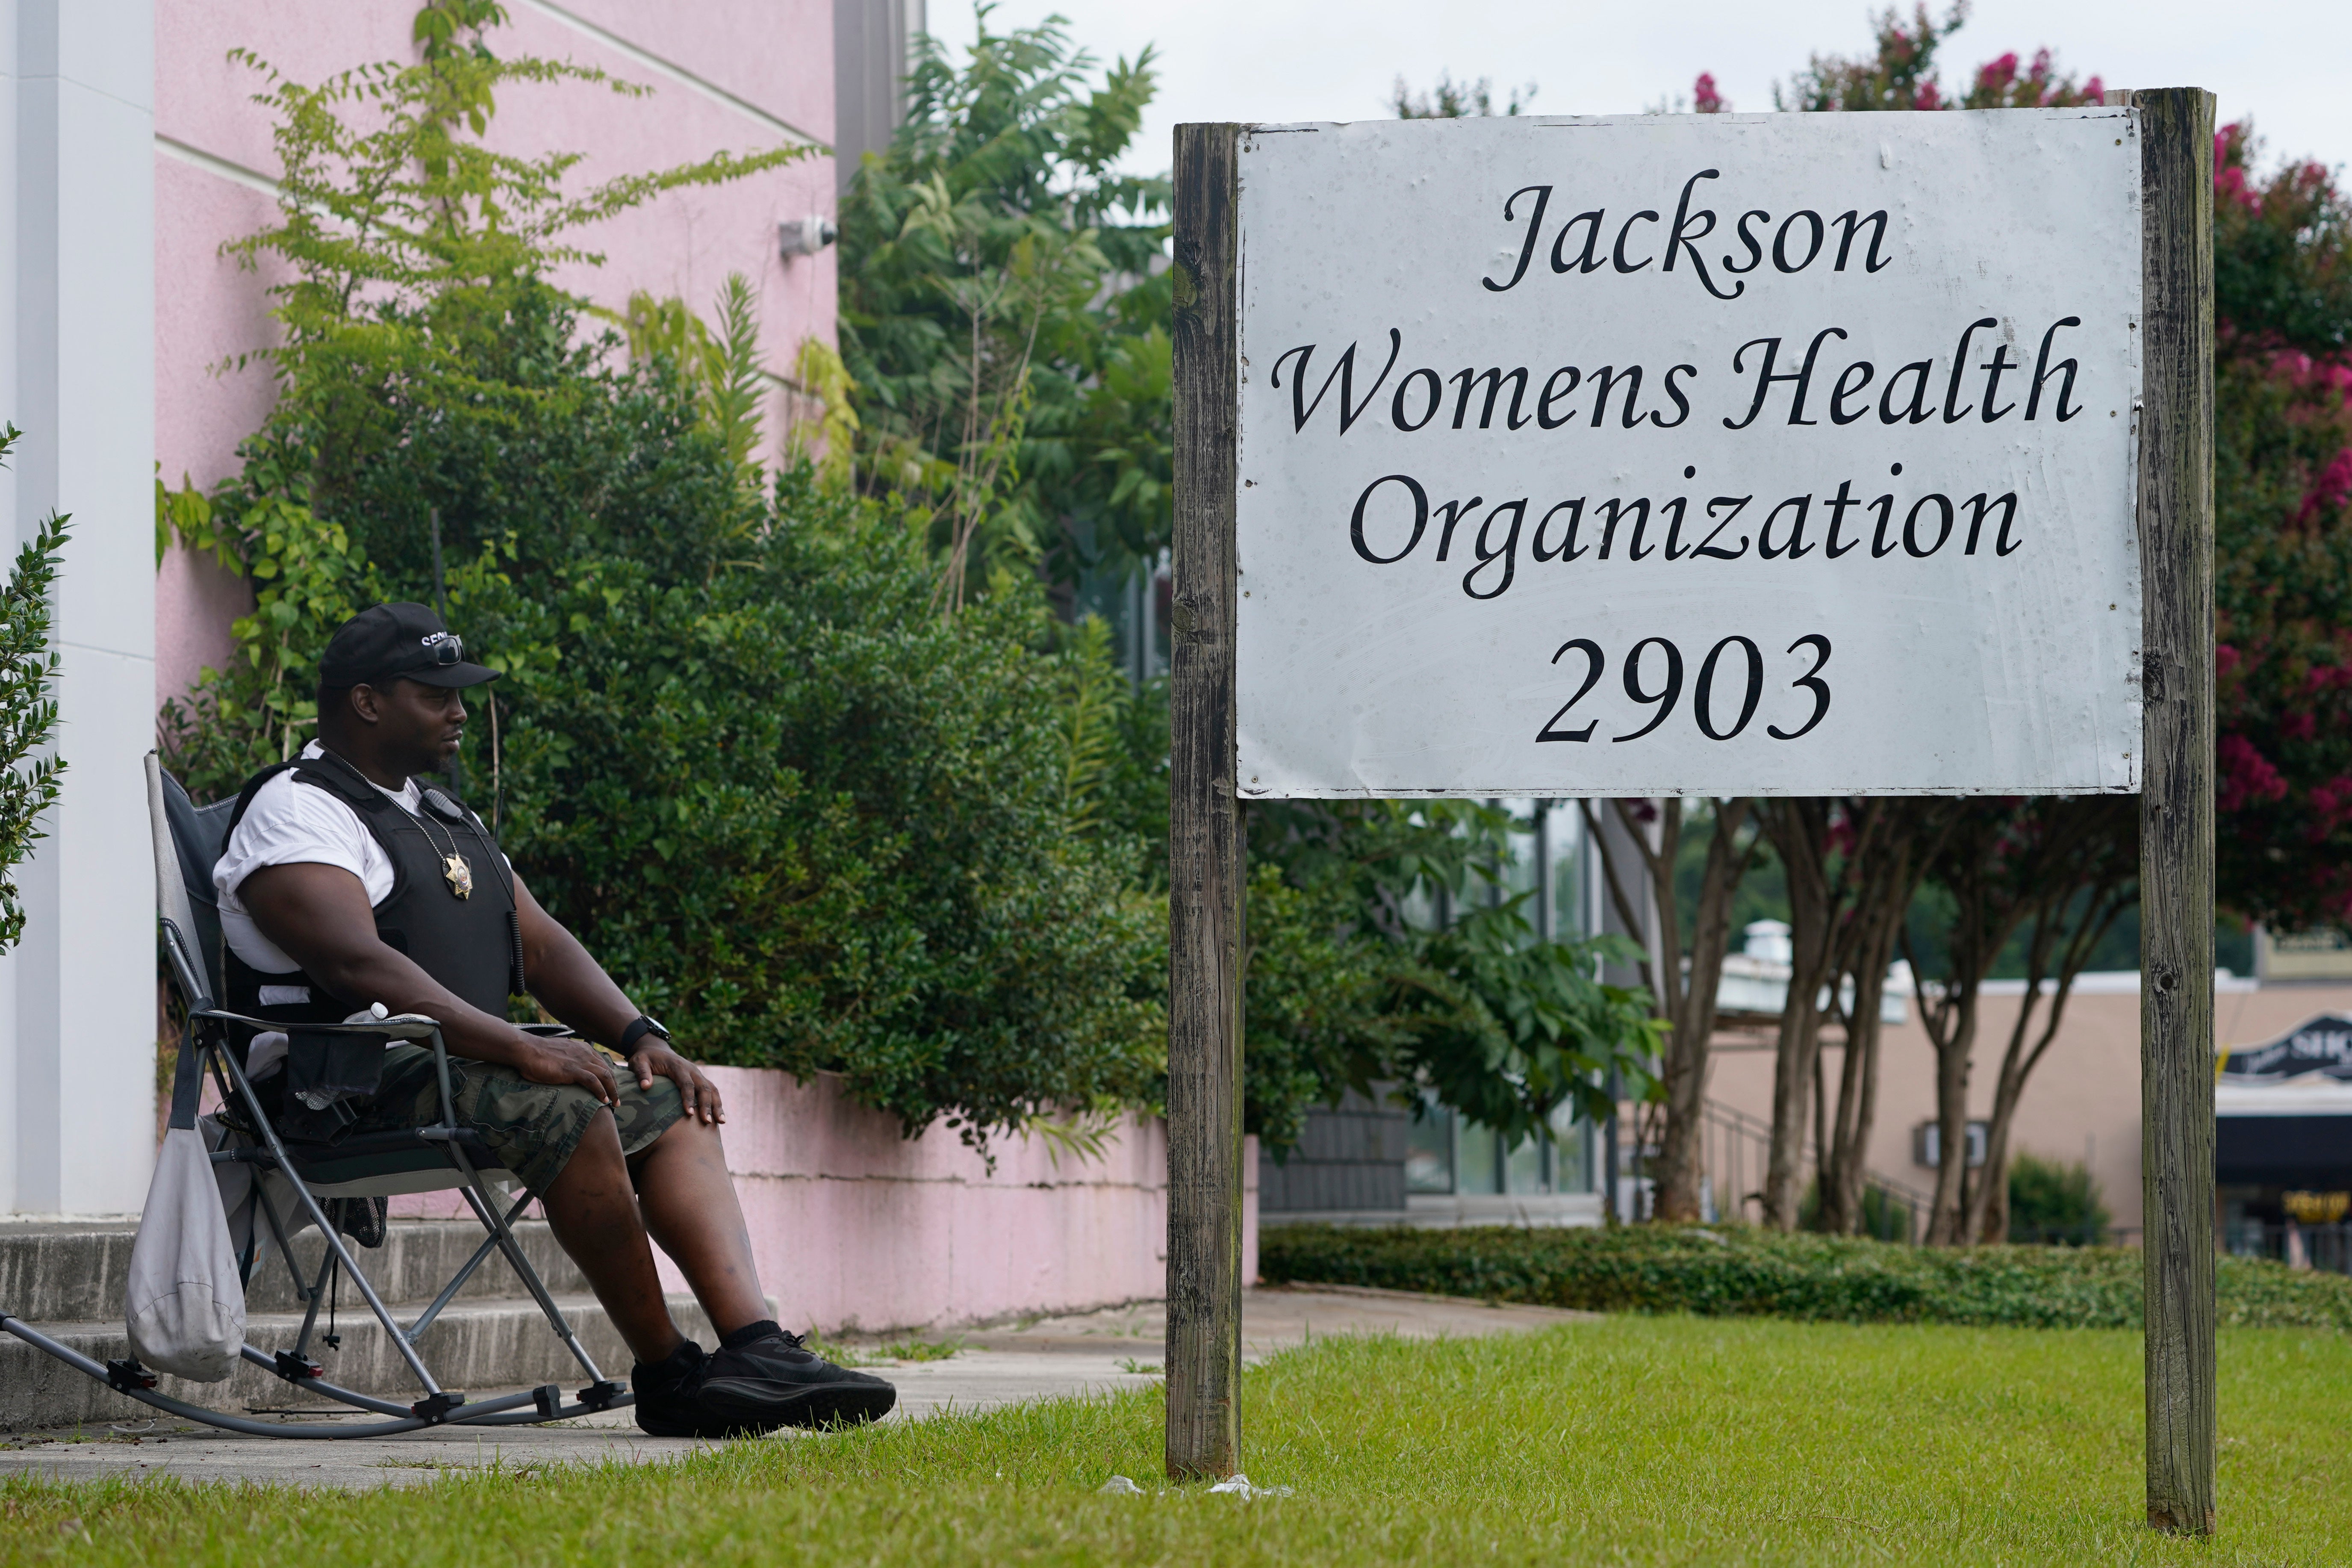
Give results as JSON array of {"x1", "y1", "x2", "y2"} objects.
[
  {"x1": 1208, "y1": 1474, "x2": 1294, "y2": 1500},
  {"x1": 1098, "y1": 1476, "x2": 1145, "y2": 1496}
]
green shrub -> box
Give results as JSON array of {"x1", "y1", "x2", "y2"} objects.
[
  {"x1": 2007, "y1": 1152, "x2": 2111, "y2": 1245},
  {"x1": 466, "y1": 475, "x2": 1164, "y2": 1141},
  {"x1": 1260, "y1": 1223, "x2": 2352, "y2": 1330},
  {"x1": 160, "y1": 9, "x2": 800, "y2": 790},
  {"x1": 1798, "y1": 1178, "x2": 1917, "y2": 1242}
]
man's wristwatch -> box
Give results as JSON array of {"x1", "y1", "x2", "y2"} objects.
[{"x1": 616, "y1": 1015, "x2": 670, "y2": 1052}]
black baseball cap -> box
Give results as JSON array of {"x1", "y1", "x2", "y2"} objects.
[{"x1": 319, "y1": 603, "x2": 501, "y2": 690}]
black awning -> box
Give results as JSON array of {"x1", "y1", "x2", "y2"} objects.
[{"x1": 2217, "y1": 1114, "x2": 2352, "y2": 1188}]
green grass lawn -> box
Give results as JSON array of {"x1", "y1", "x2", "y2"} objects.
[{"x1": 7, "y1": 1317, "x2": 2351, "y2": 1566}]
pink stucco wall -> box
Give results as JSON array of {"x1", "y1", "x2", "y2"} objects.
[
  {"x1": 666, "y1": 1070, "x2": 1259, "y2": 1334},
  {"x1": 154, "y1": 0, "x2": 838, "y2": 712},
  {"x1": 395, "y1": 1068, "x2": 1257, "y2": 1335}
]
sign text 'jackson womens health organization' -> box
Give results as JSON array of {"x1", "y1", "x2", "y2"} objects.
[{"x1": 1232, "y1": 108, "x2": 2143, "y2": 798}]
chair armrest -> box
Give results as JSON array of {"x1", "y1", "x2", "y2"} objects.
[
  {"x1": 429, "y1": 1035, "x2": 461, "y2": 1130},
  {"x1": 190, "y1": 1007, "x2": 443, "y2": 1041}
]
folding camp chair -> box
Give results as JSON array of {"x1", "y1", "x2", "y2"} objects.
[{"x1": 0, "y1": 755, "x2": 632, "y2": 1435}]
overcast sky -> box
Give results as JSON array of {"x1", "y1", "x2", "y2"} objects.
[{"x1": 937, "y1": 0, "x2": 2351, "y2": 183}]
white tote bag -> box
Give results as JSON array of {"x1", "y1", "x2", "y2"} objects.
[{"x1": 124, "y1": 1035, "x2": 245, "y2": 1381}]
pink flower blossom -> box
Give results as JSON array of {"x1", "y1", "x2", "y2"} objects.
[
  {"x1": 1692, "y1": 73, "x2": 1727, "y2": 115},
  {"x1": 2299, "y1": 446, "x2": 2352, "y2": 525},
  {"x1": 2214, "y1": 124, "x2": 2264, "y2": 211},
  {"x1": 2308, "y1": 774, "x2": 2352, "y2": 837},
  {"x1": 2218, "y1": 732, "x2": 2289, "y2": 813}
]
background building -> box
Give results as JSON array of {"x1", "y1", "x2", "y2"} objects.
[{"x1": 1256, "y1": 800, "x2": 1609, "y2": 1228}]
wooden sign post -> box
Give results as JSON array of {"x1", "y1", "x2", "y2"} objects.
[
  {"x1": 1168, "y1": 99, "x2": 2215, "y2": 1525},
  {"x1": 1167, "y1": 120, "x2": 1244, "y2": 1482},
  {"x1": 2128, "y1": 85, "x2": 2217, "y2": 1537}
]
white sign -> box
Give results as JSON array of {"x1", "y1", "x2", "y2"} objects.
[{"x1": 1232, "y1": 109, "x2": 2143, "y2": 798}]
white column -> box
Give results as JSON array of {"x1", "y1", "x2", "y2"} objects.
[{"x1": 0, "y1": 0, "x2": 157, "y2": 1215}]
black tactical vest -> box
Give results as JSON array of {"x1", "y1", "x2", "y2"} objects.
[{"x1": 223, "y1": 749, "x2": 525, "y2": 1040}]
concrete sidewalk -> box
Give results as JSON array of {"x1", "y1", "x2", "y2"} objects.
[{"x1": 0, "y1": 1285, "x2": 1590, "y2": 1490}]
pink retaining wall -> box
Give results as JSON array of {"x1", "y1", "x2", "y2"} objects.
[{"x1": 398, "y1": 1068, "x2": 1256, "y2": 1334}]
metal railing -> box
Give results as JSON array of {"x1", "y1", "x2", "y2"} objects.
[
  {"x1": 1696, "y1": 1097, "x2": 1935, "y2": 1241},
  {"x1": 2226, "y1": 1219, "x2": 2352, "y2": 1273}
]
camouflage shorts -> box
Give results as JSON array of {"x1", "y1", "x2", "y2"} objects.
[{"x1": 345, "y1": 1042, "x2": 685, "y2": 1195}]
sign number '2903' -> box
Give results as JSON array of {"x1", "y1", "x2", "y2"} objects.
[
  {"x1": 1538, "y1": 633, "x2": 1832, "y2": 745},
  {"x1": 1231, "y1": 109, "x2": 2143, "y2": 799}
]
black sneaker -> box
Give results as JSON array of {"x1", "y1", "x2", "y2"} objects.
[
  {"x1": 698, "y1": 1329, "x2": 898, "y2": 1431},
  {"x1": 631, "y1": 1339, "x2": 712, "y2": 1437}
]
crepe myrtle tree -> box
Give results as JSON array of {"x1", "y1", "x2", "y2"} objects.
[
  {"x1": 1762, "y1": 11, "x2": 2352, "y2": 1235},
  {"x1": 1491, "y1": 8, "x2": 2109, "y2": 1232},
  {"x1": 1902, "y1": 798, "x2": 2135, "y2": 1244},
  {"x1": 1773, "y1": 3, "x2": 2101, "y2": 113},
  {"x1": 1754, "y1": 798, "x2": 1954, "y2": 1234},
  {"x1": 2208, "y1": 123, "x2": 2352, "y2": 933},
  {"x1": 1675, "y1": 3, "x2": 2108, "y2": 1235}
]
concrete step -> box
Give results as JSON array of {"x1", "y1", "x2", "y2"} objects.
[
  {"x1": 1, "y1": 1292, "x2": 725, "y2": 1433},
  {"x1": 0, "y1": 1218, "x2": 586, "y2": 1323}
]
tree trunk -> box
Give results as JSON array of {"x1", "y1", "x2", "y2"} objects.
[
  {"x1": 1821, "y1": 900, "x2": 1899, "y2": 1234},
  {"x1": 1818, "y1": 801, "x2": 1942, "y2": 1236},
  {"x1": 1976, "y1": 1104, "x2": 2016, "y2": 1245},
  {"x1": 1965, "y1": 934, "x2": 2057, "y2": 1246},
  {"x1": 1922, "y1": 988, "x2": 1980, "y2": 1245},
  {"x1": 1763, "y1": 799, "x2": 1837, "y2": 1231},
  {"x1": 1588, "y1": 798, "x2": 1756, "y2": 1225},
  {"x1": 1654, "y1": 800, "x2": 1754, "y2": 1223},
  {"x1": 1963, "y1": 858, "x2": 2134, "y2": 1245},
  {"x1": 1906, "y1": 804, "x2": 2048, "y2": 1247}
]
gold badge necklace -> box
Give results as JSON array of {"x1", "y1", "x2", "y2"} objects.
[{"x1": 412, "y1": 803, "x2": 475, "y2": 899}]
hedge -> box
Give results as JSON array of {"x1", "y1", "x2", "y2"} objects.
[{"x1": 1260, "y1": 1222, "x2": 2352, "y2": 1330}]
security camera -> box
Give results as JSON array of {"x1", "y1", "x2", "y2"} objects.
[{"x1": 778, "y1": 217, "x2": 839, "y2": 259}]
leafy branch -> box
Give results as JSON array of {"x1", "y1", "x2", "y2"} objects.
[{"x1": 0, "y1": 425, "x2": 67, "y2": 950}]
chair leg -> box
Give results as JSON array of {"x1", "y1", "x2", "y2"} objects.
[
  {"x1": 211, "y1": 1037, "x2": 450, "y2": 1400},
  {"x1": 249, "y1": 1181, "x2": 309, "y2": 1302},
  {"x1": 402, "y1": 1190, "x2": 531, "y2": 1343},
  {"x1": 6, "y1": 1312, "x2": 587, "y2": 1436},
  {"x1": 289, "y1": 1241, "x2": 336, "y2": 1358}
]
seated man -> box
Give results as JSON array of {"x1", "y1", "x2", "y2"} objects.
[{"x1": 212, "y1": 601, "x2": 893, "y2": 1436}]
